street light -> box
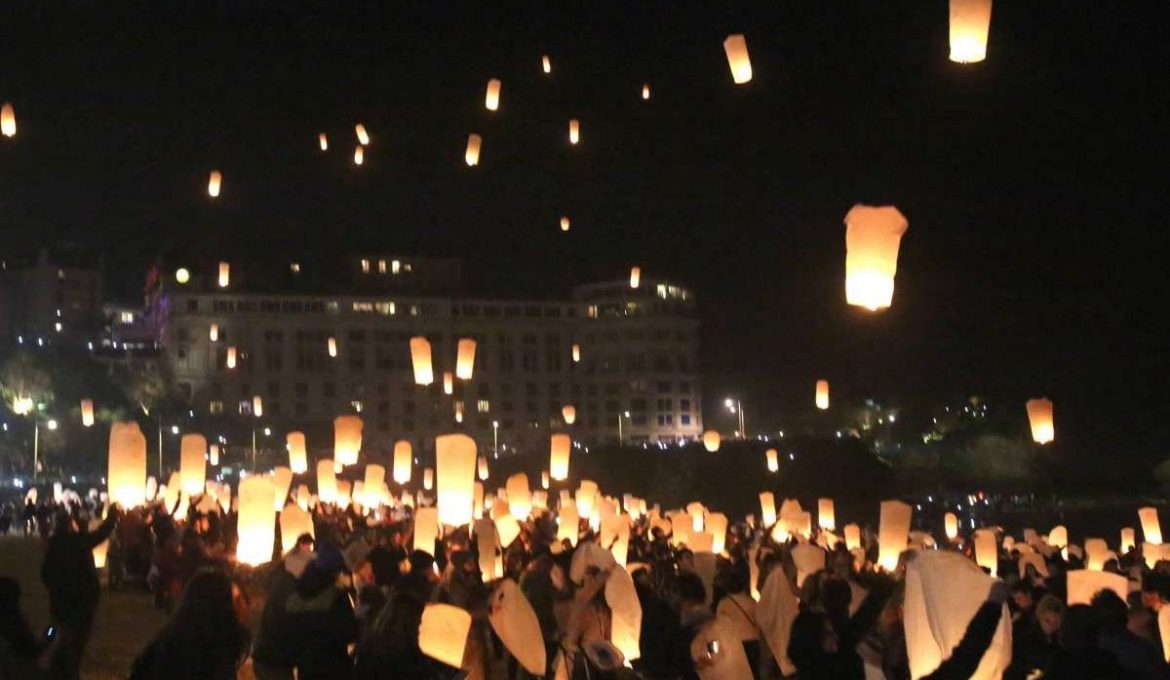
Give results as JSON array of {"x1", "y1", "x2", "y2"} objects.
[
  {"x1": 492, "y1": 421, "x2": 499, "y2": 458},
  {"x1": 618, "y1": 411, "x2": 631, "y2": 445},
  {"x1": 724, "y1": 397, "x2": 745, "y2": 439}
]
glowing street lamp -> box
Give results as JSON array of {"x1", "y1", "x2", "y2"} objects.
[{"x1": 724, "y1": 397, "x2": 745, "y2": 438}]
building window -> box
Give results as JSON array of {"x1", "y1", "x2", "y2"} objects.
[
  {"x1": 680, "y1": 399, "x2": 691, "y2": 413},
  {"x1": 477, "y1": 400, "x2": 490, "y2": 413},
  {"x1": 657, "y1": 414, "x2": 674, "y2": 426},
  {"x1": 378, "y1": 259, "x2": 387, "y2": 274},
  {"x1": 209, "y1": 400, "x2": 224, "y2": 415},
  {"x1": 681, "y1": 414, "x2": 692, "y2": 426},
  {"x1": 351, "y1": 400, "x2": 363, "y2": 413},
  {"x1": 657, "y1": 398, "x2": 673, "y2": 411},
  {"x1": 296, "y1": 383, "x2": 308, "y2": 397},
  {"x1": 656, "y1": 381, "x2": 671, "y2": 394},
  {"x1": 361, "y1": 258, "x2": 370, "y2": 273}
]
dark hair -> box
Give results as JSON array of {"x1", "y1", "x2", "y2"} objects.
[
  {"x1": 137, "y1": 571, "x2": 248, "y2": 679},
  {"x1": 1060, "y1": 604, "x2": 1099, "y2": 649},
  {"x1": 1089, "y1": 589, "x2": 1128, "y2": 630},
  {"x1": 675, "y1": 571, "x2": 706, "y2": 605}
]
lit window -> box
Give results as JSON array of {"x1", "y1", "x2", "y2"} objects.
[
  {"x1": 352, "y1": 302, "x2": 374, "y2": 313},
  {"x1": 209, "y1": 400, "x2": 224, "y2": 414},
  {"x1": 392, "y1": 260, "x2": 401, "y2": 274},
  {"x1": 656, "y1": 284, "x2": 667, "y2": 299},
  {"x1": 477, "y1": 400, "x2": 491, "y2": 413},
  {"x1": 351, "y1": 400, "x2": 364, "y2": 413},
  {"x1": 409, "y1": 305, "x2": 420, "y2": 316},
  {"x1": 54, "y1": 322, "x2": 62, "y2": 332},
  {"x1": 290, "y1": 262, "x2": 301, "y2": 274},
  {"x1": 404, "y1": 263, "x2": 412, "y2": 272},
  {"x1": 360, "y1": 259, "x2": 370, "y2": 273},
  {"x1": 587, "y1": 305, "x2": 598, "y2": 318},
  {"x1": 119, "y1": 311, "x2": 134, "y2": 323},
  {"x1": 375, "y1": 302, "x2": 395, "y2": 316},
  {"x1": 378, "y1": 259, "x2": 387, "y2": 274}
]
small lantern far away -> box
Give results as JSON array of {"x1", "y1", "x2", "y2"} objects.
[
  {"x1": 424, "y1": 467, "x2": 434, "y2": 491},
  {"x1": 209, "y1": 444, "x2": 220, "y2": 466},
  {"x1": 419, "y1": 603, "x2": 472, "y2": 668},
  {"x1": 562, "y1": 405, "x2": 576, "y2": 425},
  {"x1": 209, "y1": 324, "x2": 219, "y2": 342},
  {"x1": 572, "y1": 343, "x2": 581, "y2": 363},
  {"x1": 443, "y1": 372, "x2": 454, "y2": 395},
  {"x1": 317, "y1": 459, "x2": 338, "y2": 504},
  {"x1": 436, "y1": 433, "x2": 477, "y2": 527},
  {"x1": 642, "y1": 84, "x2": 651, "y2": 100},
  {"x1": 949, "y1": 0, "x2": 993, "y2": 64},
  {"x1": 465, "y1": 133, "x2": 482, "y2": 167},
  {"x1": 1140, "y1": 507, "x2": 1163, "y2": 544},
  {"x1": 702, "y1": 430, "x2": 721, "y2": 452},
  {"x1": 1026, "y1": 398, "x2": 1054, "y2": 444},
  {"x1": 180, "y1": 434, "x2": 207, "y2": 497},
  {"x1": 456, "y1": 338, "x2": 477, "y2": 380},
  {"x1": 1, "y1": 103, "x2": 15, "y2": 137},
  {"x1": 237, "y1": 475, "x2": 275, "y2": 566},
  {"x1": 252, "y1": 395, "x2": 263, "y2": 418},
  {"x1": 542, "y1": 55, "x2": 552, "y2": 74},
  {"x1": 629, "y1": 266, "x2": 641, "y2": 289},
  {"x1": 226, "y1": 346, "x2": 237, "y2": 369},
  {"x1": 355, "y1": 123, "x2": 369, "y2": 145},
  {"x1": 878, "y1": 500, "x2": 913, "y2": 572},
  {"x1": 816, "y1": 380, "x2": 830, "y2": 410},
  {"x1": 81, "y1": 398, "x2": 95, "y2": 427},
  {"x1": 207, "y1": 170, "x2": 222, "y2": 198},
  {"x1": 287, "y1": 431, "x2": 307, "y2": 473},
  {"x1": 327, "y1": 336, "x2": 338, "y2": 358},
  {"x1": 723, "y1": 34, "x2": 753, "y2": 84},
  {"x1": 568, "y1": 119, "x2": 580, "y2": 144},
  {"x1": 334, "y1": 415, "x2": 363, "y2": 467},
  {"x1": 318, "y1": 132, "x2": 328, "y2": 151},
  {"x1": 478, "y1": 455, "x2": 489, "y2": 481},
  {"x1": 108, "y1": 421, "x2": 147, "y2": 508},
  {"x1": 410, "y1": 337, "x2": 434, "y2": 385},
  {"x1": 765, "y1": 448, "x2": 778, "y2": 472},
  {"x1": 550, "y1": 434, "x2": 571, "y2": 481},
  {"x1": 844, "y1": 204, "x2": 909, "y2": 311},
  {"x1": 218, "y1": 262, "x2": 230, "y2": 288},
  {"x1": 393, "y1": 440, "x2": 412, "y2": 484},
  {"x1": 818, "y1": 498, "x2": 836, "y2": 531},
  {"x1": 485, "y1": 78, "x2": 501, "y2": 111},
  {"x1": 353, "y1": 145, "x2": 364, "y2": 165},
  {"x1": 560, "y1": 216, "x2": 570, "y2": 232},
  {"x1": 945, "y1": 512, "x2": 959, "y2": 541}
]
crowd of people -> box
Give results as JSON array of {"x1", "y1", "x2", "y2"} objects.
[{"x1": 4, "y1": 489, "x2": 1170, "y2": 679}]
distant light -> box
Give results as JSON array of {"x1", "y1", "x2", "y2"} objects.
[
  {"x1": 354, "y1": 145, "x2": 365, "y2": 165},
  {"x1": 175, "y1": 268, "x2": 190, "y2": 284},
  {"x1": 54, "y1": 323, "x2": 62, "y2": 332},
  {"x1": 888, "y1": 414, "x2": 897, "y2": 423},
  {"x1": 263, "y1": 427, "x2": 272, "y2": 436},
  {"x1": 642, "y1": 84, "x2": 651, "y2": 100},
  {"x1": 46, "y1": 419, "x2": 58, "y2": 431},
  {"x1": 170, "y1": 425, "x2": 179, "y2": 435}
]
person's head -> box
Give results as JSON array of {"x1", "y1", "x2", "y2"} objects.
[
  {"x1": 821, "y1": 576, "x2": 853, "y2": 621},
  {"x1": 1090, "y1": 588, "x2": 1129, "y2": 631},
  {"x1": 1036, "y1": 594, "x2": 1064, "y2": 636},
  {"x1": 677, "y1": 549, "x2": 695, "y2": 573},
  {"x1": 175, "y1": 571, "x2": 239, "y2": 627},
  {"x1": 1060, "y1": 604, "x2": 1097, "y2": 649},
  {"x1": 830, "y1": 548, "x2": 854, "y2": 580},
  {"x1": 674, "y1": 571, "x2": 707, "y2": 611},
  {"x1": 1012, "y1": 582, "x2": 1036, "y2": 613},
  {"x1": 1142, "y1": 572, "x2": 1170, "y2": 611},
  {"x1": 788, "y1": 611, "x2": 839, "y2": 670}
]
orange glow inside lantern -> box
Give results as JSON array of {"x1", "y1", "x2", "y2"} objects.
[
  {"x1": 558, "y1": 501, "x2": 579, "y2": 546},
  {"x1": 541, "y1": 471, "x2": 550, "y2": 489},
  {"x1": 393, "y1": 440, "x2": 413, "y2": 484},
  {"x1": 844, "y1": 204, "x2": 909, "y2": 311},
  {"x1": 1048, "y1": 525, "x2": 1068, "y2": 549},
  {"x1": 1026, "y1": 398, "x2": 1055, "y2": 444},
  {"x1": 1140, "y1": 507, "x2": 1163, "y2": 544},
  {"x1": 443, "y1": 371, "x2": 454, "y2": 395},
  {"x1": 945, "y1": 512, "x2": 959, "y2": 540},
  {"x1": 949, "y1": 0, "x2": 993, "y2": 64},
  {"x1": 707, "y1": 513, "x2": 729, "y2": 553},
  {"x1": 542, "y1": 55, "x2": 551, "y2": 74},
  {"x1": 364, "y1": 464, "x2": 386, "y2": 507},
  {"x1": 209, "y1": 444, "x2": 219, "y2": 466},
  {"x1": 419, "y1": 604, "x2": 472, "y2": 668},
  {"x1": 237, "y1": 475, "x2": 275, "y2": 566},
  {"x1": 355, "y1": 123, "x2": 369, "y2": 145},
  {"x1": 209, "y1": 324, "x2": 219, "y2": 342},
  {"x1": 723, "y1": 34, "x2": 753, "y2": 84},
  {"x1": 456, "y1": 338, "x2": 477, "y2": 380},
  {"x1": 878, "y1": 500, "x2": 912, "y2": 571},
  {"x1": 108, "y1": 421, "x2": 147, "y2": 508},
  {"x1": 560, "y1": 216, "x2": 570, "y2": 232},
  {"x1": 207, "y1": 170, "x2": 222, "y2": 197},
  {"x1": 272, "y1": 466, "x2": 294, "y2": 512},
  {"x1": 816, "y1": 380, "x2": 830, "y2": 410},
  {"x1": 218, "y1": 262, "x2": 230, "y2": 288},
  {"x1": 765, "y1": 448, "x2": 778, "y2": 472},
  {"x1": 327, "y1": 336, "x2": 338, "y2": 358},
  {"x1": 485, "y1": 78, "x2": 501, "y2": 111},
  {"x1": 424, "y1": 467, "x2": 434, "y2": 491},
  {"x1": 317, "y1": 460, "x2": 337, "y2": 504},
  {"x1": 561, "y1": 405, "x2": 576, "y2": 425},
  {"x1": 844, "y1": 523, "x2": 862, "y2": 552},
  {"x1": 334, "y1": 415, "x2": 362, "y2": 467},
  {"x1": 318, "y1": 132, "x2": 328, "y2": 151},
  {"x1": 252, "y1": 395, "x2": 263, "y2": 418},
  {"x1": 280, "y1": 503, "x2": 315, "y2": 554},
  {"x1": 568, "y1": 119, "x2": 580, "y2": 144},
  {"x1": 179, "y1": 434, "x2": 207, "y2": 497},
  {"x1": 81, "y1": 398, "x2": 95, "y2": 427},
  {"x1": 642, "y1": 84, "x2": 651, "y2": 100},
  {"x1": 437, "y1": 433, "x2": 478, "y2": 527},
  {"x1": 973, "y1": 529, "x2": 998, "y2": 577},
  {"x1": 1, "y1": 102, "x2": 15, "y2": 137},
  {"x1": 759, "y1": 492, "x2": 777, "y2": 527},
  {"x1": 353, "y1": 145, "x2": 364, "y2": 165},
  {"x1": 478, "y1": 456, "x2": 489, "y2": 481},
  {"x1": 1121, "y1": 528, "x2": 1136, "y2": 554},
  {"x1": 550, "y1": 434, "x2": 571, "y2": 481},
  {"x1": 507, "y1": 473, "x2": 532, "y2": 519},
  {"x1": 414, "y1": 506, "x2": 439, "y2": 555},
  {"x1": 410, "y1": 337, "x2": 434, "y2": 385},
  {"x1": 702, "y1": 430, "x2": 721, "y2": 452},
  {"x1": 465, "y1": 133, "x2": 481, "y2": 166},
  {"x1": 629, "y1": 266, "x2": 641, "y2": 288},
  {"x1": 817, "y1": 498, "x2": 836, "y2": 531},
  {"x1": 572, "y1": 343, "x2": 581, "y2": 363},
  {"x1": 287, "y1": 431, "x2": 307, "y2": 474}
]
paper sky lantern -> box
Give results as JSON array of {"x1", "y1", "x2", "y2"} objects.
[
  {"x1": 1141, "y1": 507, "x2": 1163, "y2": 544},
  {"x1": 507, "y1": 473, "x2": 532, "y2": 519},
  {"x1": 353, "y1": 145, "x2": 364, "y2": 165},
  {"x1": 465, "y1": 133, "x2": 481, "y2": 166},
  {"x1": 949, "y1": 0, "x2": 993, "y2": 64},
  {"x1": 541, "y1": 55, "x2": 552, "y2": 74},
  {"x1": 1067, "y1": 569, "x2": 1127, "y2": 606},
  {"x1": 1084, "y1": 538, "x2": 1109, "y2": 571},
  {"x1": 355, "y1": 123, "x2": 369, "y2": 145},
  {"x1": 318, "y1": 132, "x2": 328, "y2": 151},
  {"x1": 707, "y1": 513, "x2": 729, "y2": 554},
  {"x1": 392, "y1": 440, "x2": 412, "y2": 484},
  {"x1": 237, "y1": 475, "x2": 275, "y2": 566},
  {"x1": 81, "y1": 398, "x2": 95, "y2": 427},
  {"x1": 973, "y1": 529, "x2": 998, "y2": 577},
  {"x1": 561, "y1": 405, "x2": 576, "y2": 425},
  {"x1": 576, "y1": 481, "x2": 598, "y2": 521},
  {"x1": 568, "y1": 119, "x2": 580, "y2": 144},
  {"x1": 606, "y1": 565, "x2": 642, "y2": 662},
  {"x1": 496, "y1": 513, "x2": 522, "y2": 548},
  {"x1": 758, "y1": 568, "x2": 800, "y2": 675},
  {"x1": 280, "y1": 502, "x2": 314, "y2": 554},
  {"x1": 816, "y1": 380, "x2": 830, "y2": 410},
  {"x1": 722, "y1": 34, "x2": 752, "y2": 84},
  {"x1": 364, "y1": 464, "x2": 386, "y2": 506},
  {"x1": 281, "y1": 431, "x2": 305, "y2": 474},
  {"x1": 844, "y1": 205, "x2": 909, "y2": 311},
  {"x1": 225, "y1": 345, "x2": 237, "y2": 369},
  {"x1": 252, "y1": 395, "x2": 263, "y2": 418},
  {"x1": 765, "y1": 448, "x2": 778, "y2": 472},
  {"x1": 841, "y1": 523, "x2": 861, "y2": 552},
  {"x1": 209, "y1": 444, "x2": 219, "y2": 466},
  {"x1": 629, "y1": 266, "x2": 641, "y2": 288},
  {"x1": 456, "y1": 338, "x2": 477, "y2": 380},
  {"x1": 108, "y1": 421, "x2": 147, "y2": 508},
  {"x1": 424, "y1": 467, "x2": 434, "y2": 491},
  {"x1": 436, "y1": 371, "x2": 451, "y2": 396},
  {"x1": 209, "y1": 324, "x2": 219, "y2": 342},
  {"x1": 437, "y1": 433, "x2": 477, "y2": 527},
  {"x1": 1, "y1": 103, "x2": 15, "y2": 137},
  {"x1": 179, "y1": 434, "x2": 207, "y2": 497},
  {"x1": 207, "y1": 170, "x2": 222, "y2": 198},
  {"x1": 1121, "y1": 528, "x2": 1136, "y2": 554},
  {"x1": 271, "y1": 466, "x2": 293, "y2": 512},
  {"x1": 945, "y1": 512, "x2": 959, "y2": 541},
  {"x1": 218, "y1": 262, "x2": 230, "y2": 288},
  {"x1": 904, "y1": 551, "x2": 1011, "y2": 679},
  {"x1": 410, "y1": 337, "x2": 434, "y2": 385},
  {"x1": 326, "y1": 336, "x2": 337, "y2": 358},
  {"x1": 759, "y1": 492, "x2": 777, "y2": 527},
  {"x1": 414, "y1": 506, "x2": 439, "y2": 556},
  {"x1": 702, "y1": 430, "x2": 721, "y2": 452},
  {"x1": 818, "y1": 498, "x2": 836, "y2": 531},
  {"x1": 489, "y1": 579, "x2": 547, "y2": 675},
  {"x1": 572, "y1": 343, "x2": 581, "y2": 363},
  {"x1": 334, "y1": 415, "x2": 362, "y2": 467},
  {"x1": 878, "y1": 500, "x2": 912, "y2": 571},
  {"x1": 1026, "y1": 398, "x2": 1055, "y2": 444},
  {"x1": 560, "y1": 216, "x2": 570, "y2": 232},
  {"x1": 642, "y1": 84, "x2": 651, "y2": 100},
  {"x1": 1160, "y1": 608, "x2": 1170, "y2": 663},
  {"x1": 485, "y1": 78, "x2": 501, "y2": 111},
  {"x1": 1048, "y1": 525, "x2": 1068, "y2": 549},
  {"x1": 420, "y1": 603, "x2": 472, "y2": 668}
]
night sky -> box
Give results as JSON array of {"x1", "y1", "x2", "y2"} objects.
[{"x1": 2, "y1": 2, "x2": 1167, "y2": 462}]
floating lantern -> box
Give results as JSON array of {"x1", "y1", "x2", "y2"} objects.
[
  {"x1": 454, "y1": 402, "x2": 464, "y2": 424},
  {"x1": 949, "y1": 0, "x2": 993, "y2": 64},
  {"x1": 393, "y1": 440, "x2": 412, "y2": 484},
  {"x1": 558, "y1": 501, "x2": 579, "y2": 546},
  {"x1": 568, "y1": 119, "x2": 580, "y2": 144},
  {"x1": 485, "y1": 78, "x2": 501, "y2": 111},
  {"x1": 456, "y1": 338, "x2": 476, "y2": 380},
  {"x1": 364, "y1": 464, "x2": 386, "y2": 507},
  {"x1": 209, "y1": 444, "x2": 220, "y2": 466},
  {"x1": 629, "y1": 266, "x2": 641, "y2": 288},
  {"x1": 702, "y1": 430, "x2": 721, "y2": 452},
  {"x1": 722, "y1": 34, "x2": 753, "y2": 84},
  {"x1": 218, "y1": 262, "x2": 230, "y2": 288},
  {"x1": 1, "y1": 103, "x2": 15, "y2": 137},
  {"x1": 973, "y1": 529, "x2": 998, "y2": 577},
  {"x1": 81, "y1": 398, "x2": 95, "y2": 427},
  {"x1": 179, "y1": 434, "x2": 207, "y2": 497},
  {"x1": 844, "y1": 523, "x2": 862, "y2": 552},
  {"x1": 424, "y1": 467, "x2": 434, "y2": 491},
  {"x1": 1084, "y1": 538, "x2": 1109, "y2": 571},
  {"x1": 272, "y1": 466, "x2": 294, "y2": 512},
  {"x1": 572, "y1": 343, "x2": 581, "y2": 363},
  {"x1": 237, "y1": 475, "x2": 275, "y2": 566},
  {"x1": 708, "y1": 513, "x2": 729, "y2": 554},
  {"x1": 1121, "y1": 528, "x2": 1136, "y2": 554},
  {"x1": 759, "y1": 492, "x2": 777, "y2": 527},
  {"x1": 945, "y1": 512, "x2": 959, "y2": 541},
  {"x1": 1140, "y1": 507, "x2": 1163, "y2": 544},
  {"x1": 436, "y1": 433, "x2": 477, "y2": 527},
  {"x1": 209, "y1": 324, "x2": 219, "y2": 342},
  {"x1": 334, "y1": 415, "x2": 362, "y2": 467},
  {"x1": 419, "y1": 604, "x2": 472, "y2": 668},
  {"x1": 252, "y1": 395, "x2": 263, "y2": 418},
  {"x1": 542, "y1": 55, "x2": 552, "y2": 74},
  {"x1": 1067, "y1": 569, "x2": 1127, "y2": 606},
  {"x1": 318, "y1": 133, "x2": 328, "y2": 151},
  {"x1": 540, "y1": 471, "x2": 550, "y2": 490},
  {"x1": 878, "y1": 500, "x2": 912, "y2": 571},
  {"x1": 465, "y1": 133, "x2": 481, "y2": 166},
  {"x1": 844, "y1": 204, "x2": 909, "y2": 311},
  {"x1": 410, "y1": 337, "x2": 434, "y2": 385},
  {"x1": 207, "y1": 170, "x2": 222, "y2": 198},
  {"x1": 560, "y1": 216, "x2": 570, "y2": 232},
  {"x1": 642, "y1": 84, "x2": 651, "y2": 100},
  {"x1": 280, "y1": 502, "x2": 314, "y2": 554},
  {"x1": 355, "y1": 123, "x2": 369, "y2": 145},
  {"x1": 478, "y1": 455, "x2": 489, "y2": 481},
  {"x1": 507, "y1": 473, "x2": 532, "y2": 519},
  {"x1": 287, "y1": 432, "x2": 307, "y2": 473},
  {"x1": 443, "y1": 372, "x2": 454, "y2": 395},
  {"x1": 353, "y1": 145, "x2": 364, "y2": 165},
  {"x1": 818, "y1": 498, "x2": 836, "y2": 531},
  {"x1": 561, "y1": 405, "x2": 576, "y2": 425},
  {"x1": 317, "y1": 460, "x2": 337, "y2": 503},
  {"x1": 765, "y1": 448, "x2": 778, "y2": 472},
  {"x1": 327, "y1": 336, "x2": 337, "y2": 358},
  {"x1": 1048, "y1": 525, "x2": 1068, "y2": 549},
  {"x1": 108, "y1": 421, "x2": 147, "y2": 508},
  {"x1": 489, "y1": 579, "x2": 548, "y2": 675},
  {"x1": 815, "y1": 380, "x2": 829, "y2": 410},
  {"x1": 414, "y1": 506, "x2": 439, "y2": 556},
  {"x1": 576, "y1": 481, "x2": 599, "y2": 520},
  {"x1": 1026, "y1": 398, "x2": 1055, "y2": 444}
]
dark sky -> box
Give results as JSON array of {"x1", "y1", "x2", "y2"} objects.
[{"x1": 2, "y1": 2, "x2": 1168, "y2": 461}]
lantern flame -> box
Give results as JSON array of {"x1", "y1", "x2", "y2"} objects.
[
  {"x1": 465, "y1": 133, "x2": 482, "y2": 166},
  {"x1": 355, "y1": 123, "x2": 369, "y2": 145},
  {"x1": 207, "y1": 170, "x2": 222, "y2": 197},
  {"x1": 1026, "y1": 398, "x2": 1054, "y2": 444},
  {"x1": 485, "y1": 79, "x2": 501, "y2": 111},
  {"x1": 1, "y1": 103, "x2": 15, "y2": 137},
  {"x1": 949, "y1": 0, "x2": 993, "y2": 64}
]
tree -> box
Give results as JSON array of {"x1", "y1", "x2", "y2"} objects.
[{"x1": 0, "y1": 351, "x2": 54, "y2": 412}]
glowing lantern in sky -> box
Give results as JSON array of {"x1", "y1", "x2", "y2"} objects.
[
  {"x1": 179, "y1": 434, "x2": 207, "y2": 497},
  {"x1": 465, "y1": 133, "x2": 482, "y2": 166},
  {"x1": 550, "y1": 434, "x2": 571, "y2": 481},
  {"x1": 629, "y1": 266, "x2": 641, "y2": 289},
  {"x1": 878, "y1": 500, "x2": 912, "y2": 571},
  {"x1": 542, "y1": 55, "x2": 552, "y2": 74},
  {"x1": 334, "y1": 415, "x2": 362, "y2": 466},
  {"x1": 949, "y1": 0, "x2": 993, "y2": 63},
  {"x1": 561, "y1": 405, "x2": 576, "y2": 425},
  {"x1": 816, "y1": 380, "x2": 830, "y2": 410},
  {"x1": 572, "y1": 343, "x2": 581, "y2": 363},
  {"x1": 226, "y1": 346, "x2": 237, "y2": 369},
  {"x1": 722, "y1": 34, "x2": 753, "y2": 84},
  {"x1": 541, "y1": 471, "x2": 549, "y2": 489},
  {"x1": 209, "y1": 444, "x2": 219, "y2": 466},
  {"x1": 456, "y1": 338, "x2": 477, "y2": 380},
  {"x1": 945, "y1": 512, "x2": 959, "y2": 541},
  {"x1": 271, "y1": 466, "x2": 293, "y2": 512},
  {"x1": 355, "y1": 123, "x2": 369, "y2": 145},
  {"x1": 443, "y1": 372, "x2": 454, "y2": 395},
  {"x1": 818, "y1": 498, "x2": 836, "y2": 531},
  {"x1": 207, "y1": 170, "x2": 222, "y2": 197},
  {"x1": 327, "y1": 336, "x2": 338, "y2": 358},
  {"x1": 108, "y1": 421, "x2": 147, "y2": 508},
  {"x1": 844, "y1": 204, "x2": 909, "y2": 311},
  {"x1": 765, "y1": 448, "x2": 778, "y2": 472},
  {"x1": 81, "y1": 398, "x2": 95, "y2": 427},
  {"x1": 252, "y1": 395, "x2": 263, "y2": 418},
  {"x1": 844, "y1": 523, "x2": 862, "y2": 552},
  {"x1": 560, "y1": 216, "x2": 570, "y2": 232},
  {"x1": 218, "y1": 262, "x2": 230, "y2": 288},
  {"x1": 1121, "y1": 527, "x2": 1136, "y2": 554},
  {"x1": 1026, "y1": 398, "x2": 1054, "y2": 444},
  {"x1": 353, "y1": 145, "x2": 364, "y2": 165},
  {"x1": 410, "y1": 337, "x2": 434, "y2": 385},
  {"x1": 507, "y1": 473, "x2": 532, "y2": 519},
  {"x1": 642, "y1": 84, "x2": 651, "y2": 100},
  {"x1": 973, "y1": 529, "x2": 998, "y2": 577},
  {"x1": 209, "y1": 324, "x2": 219, "y2": 342},
  {"x1": 280, "y1": 503, "x2": 314, "y2": 554},
  {"x1": 702, "y1": 430, "x2": 721, "y2": 452},
  {"x1": 364, "y1": 464, "x2": 386, "y2": 506},
  {"x1": 436, "y1": 433, "x2": 477, "y2": 527},
  {"x1": 478, "y1": 456, "x2": 489, "y2": 481},
  {"x1": 1140, "y1": 507, "x2": 1163, "y2": 544},
  {"x1": 759, "y1": 492, "x2": 777, "y2": 527},
  {"x1": 424, "y1": 467, "x2": 434, "y2": 491},
  {"x1": 287, "y1": 431, "x2": 307, "y2": 473},
  {"x1": 485, "y1": 78, "x2": 501, "y2": 111},
  {"x1": 568, "y1": 119, "x2": 580, "y2": 144},
  {"x1": 393, "y1": 440, "x2": 412, "y2": 484},
  {"x1": 1, "y1": 103, "x2": 15, "y2": 137},
  {"x1": 317, "y1": 459, "x2": 337, "y2": 504},
  {"x1": 419, "y1": 604, "x2": 472, "y2": 668},
  {"x1": 175, "y1": 268, "x2": 190, "y2": 284},
  {"x1": 318, "y1": 133, "x2": 328, "y2": 151},
  {"x1": 237, "y1": 475, "x2": 275, "y2": 566}
]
